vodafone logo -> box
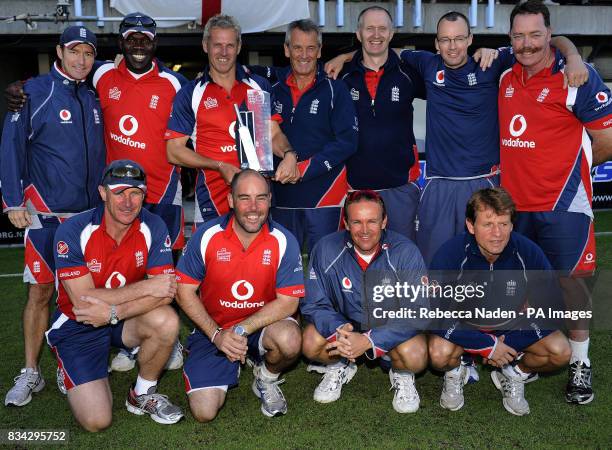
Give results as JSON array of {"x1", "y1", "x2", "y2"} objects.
[
  {"x1": 57, "y1": 241, "x2": 69, "y2": 255},
  {"x1": 596, "y1": 91, "x2": 608, "y2": 104},
  {"x1": 59, "y1": 109, "x2": 71, "y2": 121},
  {"x1": 164, "y1": 235, "x2": 172, "y2": 248},
  {"x1": 231, "y1": 280, "x2": 254, "y2": 301},
  {"x1": 585, "y1": 253, "x2": 594, "y2": 262},
  {"x1": 435, "y1": 70, "x2": 445, "y2": 84},
  {"x1": 509, "y1": 114, "x2": 527, "y2": 137},
  {"x1": 228, "y1": 121, "x2": 237, "y2": 139},
  {"x1": 119, "y1": 115, "x2": 139, "y2": 136},
  {"x1": 342, "y1": 277, "x2": 352, "y2": 290},
  {"x1": 105, "y1": 271, "x2": 127, "y2": 289}
]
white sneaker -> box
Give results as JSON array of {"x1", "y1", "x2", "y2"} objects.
[
  {"x1": 164, "y1": 341, "x2": 184, "y2": 370},
  {"x1": 389, "y1": 369, "x2": 420, "y2": 413},
  {"x1": 5, "y1": 368, "x2": 45, "y2": 406},
  {"x1": 306, "y1": 363, "x2": 330, "y2": 374},
  {"x1": 491, "y1": 370, "x2": 530, "y2": 416},
  {"x1": 111, "y1": 348, "x2": 137, "y2": 372},
  {"x1": 56, "y1": 367, "x2": 67, "y2": 395},
  {"x1": 440, "y1": 365, "x2": 469, "y2": 411},
  {"x1": 313, "y1": 362, "x2": 357, "y2": 403}
]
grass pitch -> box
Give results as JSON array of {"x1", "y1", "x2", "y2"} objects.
[{"x1": 1, "y1": 214, "x2": 612, "y2": 448}]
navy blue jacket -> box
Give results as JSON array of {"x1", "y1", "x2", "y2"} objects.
[
  {"x1": 301, "y1": 229, "x2": 427, "y2": 357},
  {"x1": 340, "y1": 49, "x2": 426, "y2": 190},
  {"x1": 1, "y1": 63, "x2": 105, "y2": 215},
  {"x1": 429, "y1": 232, "x2": 560, "y2": 356},
  {"x1": 248, "y1": 65, "x2": 358, "y2": 208}
]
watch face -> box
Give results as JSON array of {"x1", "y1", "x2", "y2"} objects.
[{"x1": 234, "y1": 325, "x2": 247, "y2": 336}]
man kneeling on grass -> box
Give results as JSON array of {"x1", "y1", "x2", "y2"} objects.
[
  {"x1": 428, "y1": 187, "x2": 571, "y2": 416},
  {"x1": 46, "y1": 160, "x2": 183, "y2": 431},
  {"x1": 301, "y1": 190, "x2": 429, "y2": 413}
]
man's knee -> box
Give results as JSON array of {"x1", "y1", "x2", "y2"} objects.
[
  {"x1": 265, "y1": 321, "x2": 301, "y2": 359},
  {"x1": 27, "y1": 282, "x2": 54, "y2": 305},
  {"x1": 78, "y1": 414, "x2": 112, "y2": 433},
  {"x1": 391, "y1": 334, "x2": 428, "y2": 371},
  {"x1": 428, "y1": 335, "x2": 460, "y2": 370},
  {"x1": 544, "y1": 333, "x2": 572, "y2": 367},
  {"x1": 189, "y1": 391, "x2": 224, "y2": 423},
  {"x1": 139, "y1": 305, "x2": 179, "y2": 343},
  {"x1": 302, "y1": 324, "x2": 327, "y2": 360}
]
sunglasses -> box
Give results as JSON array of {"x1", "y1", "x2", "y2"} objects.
[
  {"x1": 119, "y1": 15, "x2": 156, "y2": 31},
  {"x1": 104, "y1": 165, "x2": 145, "y2": 181}
]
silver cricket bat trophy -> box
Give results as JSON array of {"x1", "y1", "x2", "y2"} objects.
[{"x1": 234, "y1": 90, "x2": 274, "y2": 177}]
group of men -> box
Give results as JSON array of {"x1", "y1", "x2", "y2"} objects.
[{"x1": 1, "y1": 0, "x2": 611, "y2": 431}]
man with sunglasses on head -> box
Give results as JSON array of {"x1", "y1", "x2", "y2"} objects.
[
  {"x1": 301, "y1": 190, "x2": 428, "y2": 413},
  {"x1": 1, "y1": 26, "x2": 106, "y2": 407},
  {"x1": 325, "y1": 10, "x2": 586, "y2": 266},
  {"x1": 166, "y1": 14, "x2": 299, "y2": 229},
  {"x1": 46, "y1": 160, "x2": 183, "y2": 431},
  {"x1": 91, "y1": 11, "x2": 188, "y2": 373}
]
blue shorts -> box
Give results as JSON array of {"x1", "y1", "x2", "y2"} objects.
[
  {"x1": 272, "y1": 207, "x2": 341, "y2": 253},
  {"x1": 183, "y1": 329, "x2": 264, "y2": 393},
  {"x1": 375, "y1": 183, "x2": 420, "y2": 241},
  {"x1": 433, "y1": 326, "x2": 553, "y2": 354},
  {"x1": 144, "y1": 203, "x2": 184, "y2": 251},
  {"x1": 514, "y1": 211, "x2": 595, "y2": 276},
  {"x1": 46, "y1": 309, "x2": 129, "y2": 390},
  {"x1": 23, "y1": 215, "x2": 63, "y2": 284},
  {"x1": 416, "y1": 176, "x2": 498, "y2": 267}
]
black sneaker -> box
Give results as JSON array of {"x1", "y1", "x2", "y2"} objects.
[{"x1": 566, "y1": 361, "x2": 594, "y2": 404}]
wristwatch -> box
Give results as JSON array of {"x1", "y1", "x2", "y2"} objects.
[
  {"x1": 109, "y1": 305, "x2": 119, "y2": 325},
  {"x1": 233, "y1": 325, "x2": 248, "y2": 337}
]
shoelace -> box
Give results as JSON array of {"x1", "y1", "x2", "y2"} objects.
[
  {"x1": 571, "y1": 364, "x2": 591, "y2": 388},
  {"x1": 260, "y1": 378, "x2": 286, "y2": 403},
  {"x1": 320, "y1": 368, "x2": 346, "y2": 392},
  {"x1": 13, "y1": 371, "x2": 39, "y2": 388},
  {"x1": 445, "y1": 371, "x2": 464, "y2": 395},
  {"x1": 390, "y1": 375, "x2": 417, "y2": 401},
  {"x1": 501, "y1": 375, "x2": 524, "y2": 398}
]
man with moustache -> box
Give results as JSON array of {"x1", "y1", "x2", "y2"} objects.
[
  {"x1": 176, "y1": 169, "x2": 304, "y2": 420},
  {"x1": 1, "y1": 26, "x2": 105, "y2": 407},
  {"x1": 247, "y1": 19, "x2": 358, "y2": 252},
  {"x1": 498, "y1": 0, "x2": 612, "y2": 405},
  {"x1": 166, "y1": 14, "x2": 299, "y2": 228}
]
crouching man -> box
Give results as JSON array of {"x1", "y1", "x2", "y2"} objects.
[
  {"x1": 46, "y1": 160, "x2": 183, "y2": 431},
  {"x1": 301, "y1": 190, "x2": 428, "y2": 413},
  {"x1": 428, "y1": 187, "x2": 571, "y2": 416},
  {"x1": 176, "y1": 169, "x2": 305, "y2": 420}
]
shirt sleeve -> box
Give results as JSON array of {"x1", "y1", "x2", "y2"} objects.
[
  {"x1": 0, "y1": 100, "x2": 29, "y2": 211},
  {"x1": 54, "y1": 221, "x2": 89, "y2": 281},
  {"x1": 175, "y1": 227, "x2": 206, "y2": 285},
  {"x1": 165, "y1": 81, "x2": 197, "y2": 139},
  {"x1": 398, "y1": 50, "x2": 428, "y2": 100},
  {"x1": 275, "y1": 229, "x2": 305, "y2": 297},
  {"x1": 572, "y1": 64, "x2": 612, "y2": 129},
  {"x1": 145, "y1": 215, "x2": 175, "y2": 276},
  {"x1": 300, "y1": 243, "x2": 350, "y2": 341}
]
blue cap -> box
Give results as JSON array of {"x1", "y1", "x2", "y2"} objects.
[
  {"x1": 101, "y1": 160, "x2": 147, "y2": 193},
  {"x1": 119, "y1": 12, "x2": 157, "y2": 40},
  {"x1": 59, "y1": 26, "x2": 97, "y2": 54}
]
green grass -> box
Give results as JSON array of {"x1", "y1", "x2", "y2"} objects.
[{"x1": 1, "y1": 235, "x2": 611, "y2": 448}]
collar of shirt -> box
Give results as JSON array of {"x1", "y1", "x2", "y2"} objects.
[
  {"x1": 363, "y1": 67, "x2": 385, "y2": 100},
  {"x1": 286, "y1": 72, "x2": 316, "y2": 106}
]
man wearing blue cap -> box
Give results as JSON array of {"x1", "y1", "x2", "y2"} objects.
[
  {"x1": 47, "y1": 159, "x2": 183, "y2": 430},
  {"x1": 1, "y1": 25, "x2": 106, "y2": 407}
]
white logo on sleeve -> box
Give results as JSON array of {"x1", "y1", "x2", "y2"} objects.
[{"x1": 231, "y1": 280, "x2": 255, "y2": 301}]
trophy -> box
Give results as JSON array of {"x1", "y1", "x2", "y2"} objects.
[{"x1": 234, "y1": 90, "x2": 274, "y2": 177}]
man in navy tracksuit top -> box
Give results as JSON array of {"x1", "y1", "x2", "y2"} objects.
[
  {"x1": 1, "y1": 26, "x2": 105, "y2": 407},
  {"x1": 301, "y1": 190, "x2": 428, "y2": 413},
  {"x1": 247, "y1": 19, "x2": 357, "y2": 252},
  {"x1": 338, "y1": 7, "x2": 426, "y2": 240},
  {"x1": 428, "y1": 188, "x2": 570, "y2": 416}
]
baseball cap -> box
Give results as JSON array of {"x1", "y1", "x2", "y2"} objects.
[
  {"x1": 59, "y1": 26, "x2": 97, "y2": 54},
  {"x1": 119, "y1": 12, "x2": 157, "y2": 40},
  {"x1": 101, "y1": 160, "x2": 147, "y2": 193}
]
